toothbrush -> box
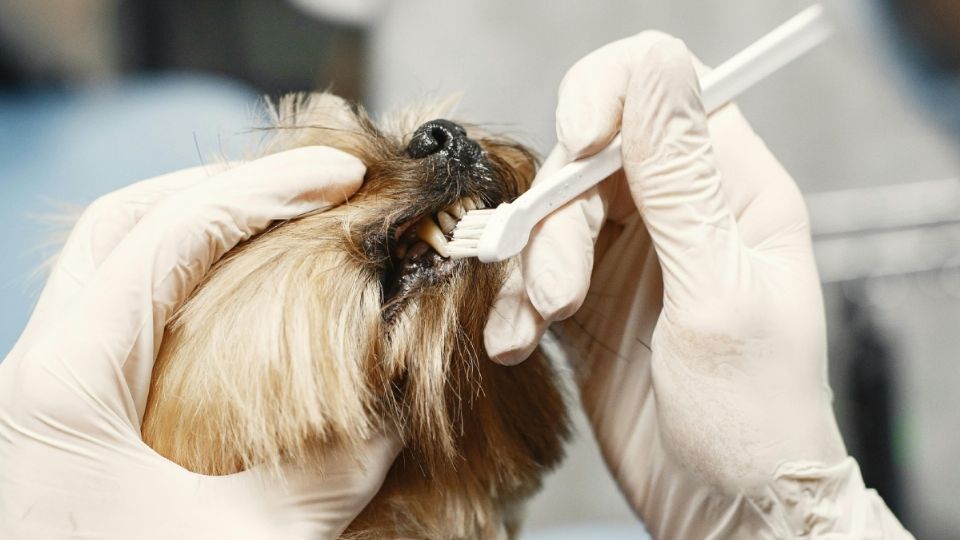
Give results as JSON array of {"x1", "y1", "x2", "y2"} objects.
[{"x1": 447, "y1": 4, "x2": 834, "y2": 262}]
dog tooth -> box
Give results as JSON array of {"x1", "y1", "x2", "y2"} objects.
[
  {"x1": 416, "y1": 217, "x2": 451, "y2": 257},
  {"x1": 448, "y1": 200, "x2": 465, "y2": 218},
  {"x1": 471, "y1": 196, "x2": 485, "y2": 209},
  {"x1": 437, "y1": 211, "x2": 457, "y2": 234},
  {"x1": 394, "y1": 243, "x2": 407, "y2": 259},
  {"x1": 462, "y1": 197, "x2": 477, "y2": 211}
]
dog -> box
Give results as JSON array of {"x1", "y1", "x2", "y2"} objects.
[{"x1": 141, "y1": 92, "x2": 570, "y2": 539}]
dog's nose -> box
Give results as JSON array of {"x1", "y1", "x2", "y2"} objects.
[{"x1": 406, "y1": 119, "x2": 481, "y2": 164}]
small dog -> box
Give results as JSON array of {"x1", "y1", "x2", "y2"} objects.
[{"x1": 141, "y1": 93, "x2": 570, "y2": 539}]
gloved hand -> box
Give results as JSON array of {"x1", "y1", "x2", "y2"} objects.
[
  {"x1": 0, "y1": 148, "x2": 401, "y2": 540},
  {"x1": 485, "y1": 33, "x2": 913, "y2": 538}
]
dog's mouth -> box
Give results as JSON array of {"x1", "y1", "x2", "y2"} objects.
[{"x1": 380, "y1": 195, "x2": 491, "y2": 320}]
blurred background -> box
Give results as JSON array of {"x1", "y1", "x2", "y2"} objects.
[{"x1": 1, "y1": 0, "x2": 958, "y2": 538}]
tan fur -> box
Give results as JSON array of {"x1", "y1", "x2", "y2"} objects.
[{"x1": 141, "y1": 93, "x2": 569, "y2": 539}]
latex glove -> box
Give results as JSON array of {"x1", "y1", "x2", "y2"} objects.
[
  {"x1": 486, "y1": 33, "x2": 913, "y2": 538},
  {"x1": 0, "y1": 148, "x2": 401, "y2": 540}
]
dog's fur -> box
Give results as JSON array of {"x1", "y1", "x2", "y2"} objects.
[{"x1": 141, "y1": 93, "x2": 570, "y2": 539}]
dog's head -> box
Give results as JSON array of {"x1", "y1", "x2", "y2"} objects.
[
  {"x1": 150, "y1": 93, "x2": 565, "y2": 480},
  {"x1": 280, "y1": 99, "x2": 536, "y2": 323}
]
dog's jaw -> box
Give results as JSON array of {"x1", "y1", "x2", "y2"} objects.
[{"x1": 354, "y1": 130, "x2": 520, "y2": 324}]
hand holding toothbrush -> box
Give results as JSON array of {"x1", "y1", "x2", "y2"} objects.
[{"x1": 484, "y1": 32, "x2": 912, "y2": 537}]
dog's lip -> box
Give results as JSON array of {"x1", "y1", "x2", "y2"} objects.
[
  {"x1": 377, "y1": 195, "x2": 494, "y2": 321},
  {"x1": 392, "y1": 215, "x2": 422, "y2": 242},
  {"x1": 379, "y1": 226, "x2": 449, "y2": 322},
  {"x1": 389, "y1": 195, "x2": 488, "y2": 257}
]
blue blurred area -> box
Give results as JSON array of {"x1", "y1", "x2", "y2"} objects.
[{"x1": 0, "y1": 74, "x2": 258, "y2": 357}]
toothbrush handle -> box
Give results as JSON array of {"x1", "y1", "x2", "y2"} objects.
[
  {"x1": 517, "y1": 4, "x2": 833, "y2": 223},
  {"x1": 700, "y1": 4, "x2": 833, "y2": 112},
  {"x1": 514, "y1": 134, "x2": 623, "y2": 223}
]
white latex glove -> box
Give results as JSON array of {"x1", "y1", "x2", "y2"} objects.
[
  {"x1": 485, "y1": 33, "x2": 913, "y2": 538},
  {"x1": 0, "y1": 148, "x2": 401, "y2": 540}
]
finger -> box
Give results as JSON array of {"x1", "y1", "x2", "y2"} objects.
[
  {"x1": 10, "y1": 163, "x2": 232, "y2": 362},
  {"x1": 560, "y1": 30, "x2": 807, "y2": 253},
  {"x1": 522, "y1": 145, "x2": 609, "y2": 322},
  {"x1": 564, "y1": 35, "x2": 743, "y2": 305},
  {"x1": 484, "y1": 267, "x2": 548, "y2": 365},
  {"x1": 556, "y1": 30, "x2": 675, "y2": 159},
  {"x1": 202, "y1": 429, "x2": 402, "y2": 539},
  {"x1": 707, "y1": 103, "x2": 810, "y2": 249},
  {"x1": 557, "y1": 30, "x2": 716, "y2": 161},
  {"x1": 556, "y1": 33, "x2": 748, "y2": 307},
  {"x1": 25, "y1": 146, "x2": 365, "y2": 427},
  {"x1": 66, "y1": 163, "x2": 235, "y2": 273},
  {"x1": 684, "y1": 46, "x2": 806, "y2": 242}
]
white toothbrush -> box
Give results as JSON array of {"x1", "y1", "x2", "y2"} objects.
[{"x1": 447, "y1": 4, "x2": 833, "y2": 262}]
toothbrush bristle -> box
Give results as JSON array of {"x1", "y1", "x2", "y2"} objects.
[
  {"x1": 447, "y1": 209, "x2": 492, "y2": 259},
  {"x1": 447, "y1": 241, "x2": 479, "y2": 259},
  {"x1": 451, "y1": 210, "x2": 492, "y2": 240}
]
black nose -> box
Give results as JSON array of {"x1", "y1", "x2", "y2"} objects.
[{"x1": 406, "y1": 119, "x2": 481, "y2": 164}]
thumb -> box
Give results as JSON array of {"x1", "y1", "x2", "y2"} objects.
[
  {"x1": 22, "y1": 146, "x2": 366, "y2": 431},
  {"x1": 217, "y1": 430, "x2": 402, "y2": 539},
  {"x1": 557, "y1": 34, "x2": 741, "y2": 310}
]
